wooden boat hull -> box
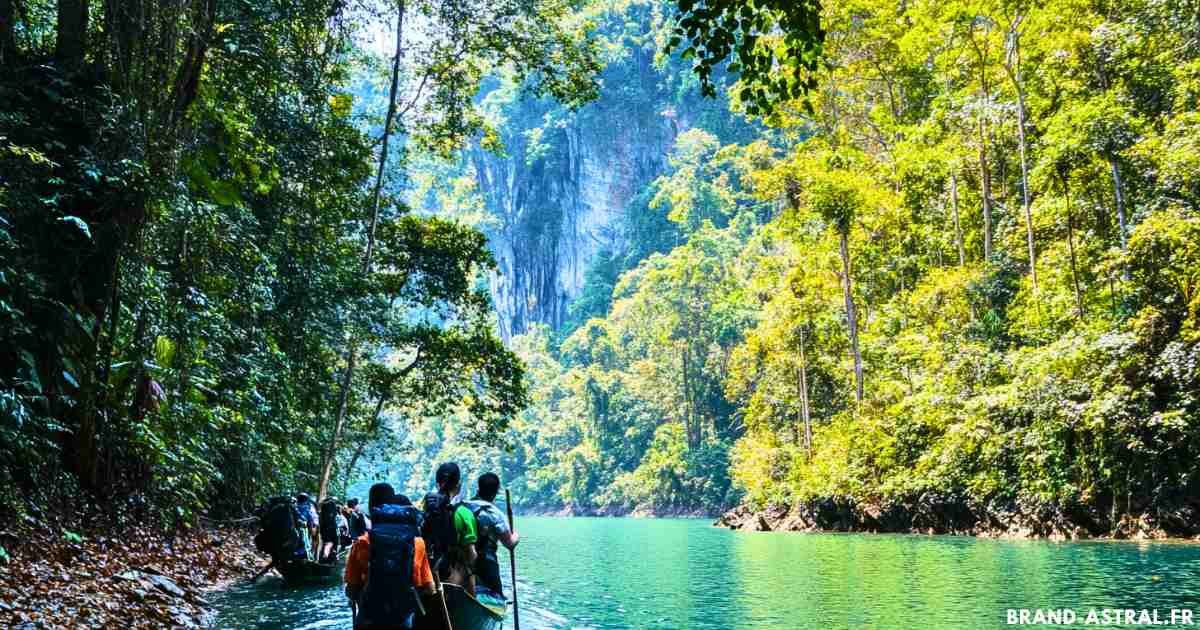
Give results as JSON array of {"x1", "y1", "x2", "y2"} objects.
[
  {"x1": 415, "y1": 583, "x2": 506, "y2": 630},
  {"x1": 445, "y1": 583, "x2": 505, "y2": 630},
  {"x1": 276, "y1": 556, "x2": 343, "y2": 586}
]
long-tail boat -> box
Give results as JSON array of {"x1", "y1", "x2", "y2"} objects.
[
  {"x1": 416, "y1": 583, "x2": 506, "y2": 630},
  {"x1": 276, "y1": 548, "x2": 347, "y2": 587}
]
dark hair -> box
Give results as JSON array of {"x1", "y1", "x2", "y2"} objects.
[
  {"x1": 296, "y1": 492, "x2": 310, "y2": 503},
  {"x1": 477, "y1": 472, "x2": 500, "y2": 502},
  {"x1": 389, "y1": 494, "x2": 413, "y2": 507},
  {"x1": 368, "y1": 482, "x2": 395, "y2": 510},
  {"x1": 435, "y1": 462, "x2": 461, "y2": 492},
  {"x1": 346, "y1": 497, "x2": 359, "y2": 508}
]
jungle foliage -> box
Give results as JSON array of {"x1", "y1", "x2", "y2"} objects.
[
  {"x1": 6, "y1": 0, "x2": 1199, "y2": 530},
  {"x1": 404, "y1": 0, "x2": 1200, "y2": 521},
  {"x1": 0, "y1": 0, "x2": 597, "y2": 527}
]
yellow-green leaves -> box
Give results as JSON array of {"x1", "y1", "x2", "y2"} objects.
[{"x1": 329, "y1": 93, "x2": 353, "y2": 118}]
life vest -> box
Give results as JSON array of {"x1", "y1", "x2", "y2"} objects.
[
  {"x1": 465, "y1": 500, "x2": 503, "y2": 595},
  {"x1": 356, "y1": 504, "x2": 421, "y2": 628},
  {"x1": 420, "y1": 493, "x2": 459, "y2": 565},
  {"x1": 254, "y1": 496, "x2": 303, "y2": 563}
]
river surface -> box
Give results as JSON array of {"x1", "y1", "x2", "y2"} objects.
[{"x1": 212, "y1": 516, "x2": 1200, "y2": 629}]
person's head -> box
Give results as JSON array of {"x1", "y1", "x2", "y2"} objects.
[
  {"x1": 346, "y1": 497, "x2": 359, "y2": 510},
  {"x1": 389, "y1": 494, "x2": 413, "y2": 507},
  {"x1": 296, "y1": 492, "x2": 311, "y2": 504},
  {"x1": 476, "y1": 472, "x2": 501, "y2": 502},
  {"x1": 368, "y1": 482, "x2": 395, "y2": 511},
  {"x1": 435, "y1": 462, "x2": 461, "y2": 495}
]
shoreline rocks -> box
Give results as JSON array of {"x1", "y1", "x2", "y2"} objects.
[{"x1": 715, "y1": 495, "x2": 1200, "y2": 541}]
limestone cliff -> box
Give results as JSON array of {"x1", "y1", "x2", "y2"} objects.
[
  {"x1": 471, "y1": 48, "x2": 682, "y2": 338},
  {"x1": 463, "y1": 3, "x2": 753, "y2": 338}
]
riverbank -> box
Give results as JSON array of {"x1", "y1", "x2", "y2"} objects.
[
  {"x1": 717, "y1": 495, "x2": 1200, "y2": 541},
  {"x1": 0, "y1": 519, "x2": 263, "y2": 629}
]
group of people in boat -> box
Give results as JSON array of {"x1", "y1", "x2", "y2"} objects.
[
  {"x1": 256, "y1": 462, "x2": 518, "y2": 629},
  {"x1": 255, "y1": 491, "x2": 367, "y2": 565}
]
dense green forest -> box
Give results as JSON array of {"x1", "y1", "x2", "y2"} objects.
[
  {"x1": 0, "y1": 0, "x2": 603, "y2": 525},
  {"x1": 0, "y1": 0, "x2": 815, "y2": 528},
  {"x1": 398, "y1": 0, "x2": 1200, "y2": 533},
  {"x1": 4, "y1": 0, "x2": 1199, "y2": 538}
]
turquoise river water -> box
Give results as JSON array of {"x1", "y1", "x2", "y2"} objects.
[{"x1": 211, "y1": 516, "x2": 1200, "y2": 629}]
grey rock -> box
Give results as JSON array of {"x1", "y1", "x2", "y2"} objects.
[{"x1": 146, "y1": 574, "x2": 187, "y2": 598}]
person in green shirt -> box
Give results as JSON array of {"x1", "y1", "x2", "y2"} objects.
[
  {"x1": 453, "y1": 498, "x2": 477, "y2": 548},
  {"x1": 422, "y1": 462, "x2": 479, "y2": 590}
]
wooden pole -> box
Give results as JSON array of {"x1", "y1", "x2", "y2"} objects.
[
  {"x1": 246, "y1": 560, "x2": 274, "y2": 584},
  {"x1": 506, "y1": 489, "x2": 521, "y2": 630},
  {"x1": 431, "y1": 571, "x2": 454, "y2": 630}
]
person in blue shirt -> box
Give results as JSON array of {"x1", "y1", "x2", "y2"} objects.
[{"x1": 295, "y1": 492, "x2": 319, "y2": 558}]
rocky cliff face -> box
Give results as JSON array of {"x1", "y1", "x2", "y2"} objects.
[
  {"x1": 465, "y1": 2, "x2": 755, "y2": 338},
  {"x1": 471, "y1": 47, "x2": 684, "y2": 339}
]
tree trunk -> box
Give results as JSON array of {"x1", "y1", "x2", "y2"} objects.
[
  {"x1": 681, "y1": 343, "x2": 697, "y2": 449},
  {"x1": 839, "y1": 231, "x2": 864, "y2": 404},
  {"x1": 971, "y1": 35, "x2": 994, "y2": 260},
  {"x1": 1007, "y1": 22, "x2": 1037, "y2": 288},
  {"x1": 1064, "y1": 179, "x2": 1085, "y2": 321},
  {"x1": 1107, "y1": 156, "x2": 1128, "y2": 252},
  {"x1": 793, "y1": 363, "x2": 801, "y2": 447},
  {"x1": 168, "y1": 11, "x2": 213, "y2": 133},
  {"x1": 317, "y1": 0, "x2": 405, "y2": 502},
  {"x1": 978, "y1": 119, "x2": 993, "y2": 261},
  {"x1": 103, "y1": 0, "x2": 143, "y2": 94},
  {"x1": 343, "y1": 393, "x2": 389, "y2": 487},
  {"x1": 1108, "y1": 271, "x2": 1118, "y2": 317},
  {"x1": 75, "y1": 242, "x2": 121, "y2": 487},
  {"x1": 55, "y1": 0, "x2": 87, "y2": 67},
  {"x1": 0, "y1": 0, "x2": 17, "y2": 62},
  {"x1": 951, "y1": 172, "x2": 965, "y2": 266},
  {"x1": 798, "y1": 327, "x2": 812, "y2": 458}
]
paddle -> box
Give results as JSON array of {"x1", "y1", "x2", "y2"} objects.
[{"x1": 505, "y1": 489, "x2": 521, "y2": 630}]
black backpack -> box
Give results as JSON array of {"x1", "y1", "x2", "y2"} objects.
[
  {"x1": 358, "y1": 504, "x2": 420, "y2": 626},
  {"x1": 254, "y1": 496, "x2": 301, "y2": 560},
  {"x1": 421, "y1": 493, "x2": 458, "y2": 561},
  {"x1": 319, "y1": 498, "x2": 339, "y2": 533},
  {"x1": 349, "y1": 509, "x2": 368, "y2": 536}
]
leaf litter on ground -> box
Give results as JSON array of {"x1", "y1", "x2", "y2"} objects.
[{"x1": 0, "y1": 521, "x2": 263, "y2": 629}]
